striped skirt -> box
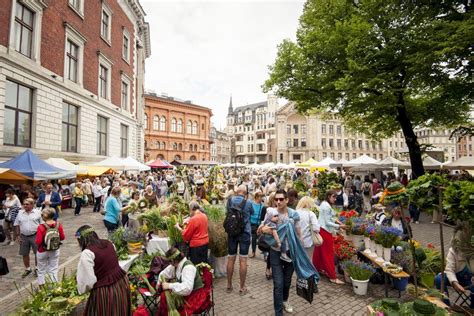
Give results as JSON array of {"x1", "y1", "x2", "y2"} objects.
[{"x1": 84, "y1": 275, "x2": 131, "y2": 316}]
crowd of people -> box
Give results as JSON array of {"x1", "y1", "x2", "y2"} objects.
[{"x1": 0, "y1": 166, "x2": 472, "y2": 315}]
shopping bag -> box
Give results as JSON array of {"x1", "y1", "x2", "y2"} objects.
[
  {"x1": 296, "y1": 276, "x2": 315, "y2": 304},
  {"x1": 257, "y1": 235, "x2": 270, "y2": 252}
]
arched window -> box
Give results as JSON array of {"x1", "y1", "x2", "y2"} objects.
[
  {"x1": 173, "y1": 142, "x2": 177, "y2": 150},
  {"x1": 174, "y1": 155, "x2": 181, "y2": 160},
  {"x1": 189, "y1": 144, "x2": 193, "y2": 151},
  {"x1": 162, "y1": 141, "x2": 166, "y2": 149},
  {"x1": 194, "y1": 144, "x2": 198, "y2": 152},
  {"x1": 189, "y1": 155, "x2": 196, "y2": 161},
  {"x1": 187, "y1": 120, "x2": 192, "y2": 134},
  {"x1": 160, "y1": 116, "x2": 166, "y2": 131},
  {"x1": 178, "y1": 143, "x2": 182, "y2": 150},
  {"x1": 144, "y1": 114, "x2": 148, "y2": 129},
  {"x1": 153, "y1": 115, "x2": 159, "y2": 130},
  {"x1": 192, "y1": 121, "x2": 198, "y2": 135},
  {"x1": 156, "y1": 140, "x2": 160, "y2": 149},
  {"x1": 177, "y1": 119, "x2": 183, "y2": 133},
  {"x1": 157, "y1": 154, "x2": 164, "y2": 160},
  {"x1": 171, "y1": 118, "x2": 177, "y2": 132}
]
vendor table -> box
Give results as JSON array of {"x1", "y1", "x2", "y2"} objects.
[
  {"x1": 359, "y1": 250, "x2": 410, "y2": 298},
  {"x1": 119, "y1": 254, "x2": 140, "y2": 272},
  {"x1": 146, "y1": 235, "x2": 170, "y2": 255}
]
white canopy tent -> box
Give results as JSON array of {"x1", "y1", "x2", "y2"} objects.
[
  {"x1": 345, "y1": 155, "x2": 378, "y2": 168},
  {"x1": 314, "y1": 157, "x2": 336, "y2": 168},
  {"x1": 261, "y1": 162, "x2": 276, "y2": 169},
  {"x1": 45, "y1": 158, "x2": 88, "y2": 174},
  {"x1": 123, "y1": 157, "x2": 151, "y2": 172},
  {"x1": 444, "y1": 156, "x2": 474, "y2": 170},
  {"x1": 329, "y1": 159, "x2": 350, "y2": 169},
  {"x1": 374, "y1": 156, "x2": 410, "y2": 169},
  {"x1": 273, "y1": 162, "x2": 290, "y2": 169},
  {"x1": 422, "y1": 156, "x2": 443, "y2": 170},
  {"x1": 248, "y1": 162, "x2": 263, "y2": 170},
  {"x1": 94, "y1": 156, "x2": 139, "y2": 171}
]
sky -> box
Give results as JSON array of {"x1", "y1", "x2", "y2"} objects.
[{"x1": 140, "y1": 0, "x2": 306, "y2": 130}]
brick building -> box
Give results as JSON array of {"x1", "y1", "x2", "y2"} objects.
[
  {"x1": 144, "y1": 93, "x2": 213, "y2": 162},
  {"x1": 0, "y1": 0, "x2": 150, "y2": 162}
]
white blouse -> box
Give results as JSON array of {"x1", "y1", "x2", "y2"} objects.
[
  {"x1": 76, "y1": 250, "x2": 97, "y2": 295},
  {"x1": 296, "y1": 208, "x2": 320, "y2": 248},
  {"x1": 158, "y1": 258, "x2": 196, "y2": 296}
]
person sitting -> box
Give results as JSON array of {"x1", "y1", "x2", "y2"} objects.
[
  {"x1": 156, "y1": 247, "x2": 209, "y2": 316},
  {"x1": 383, "y1": 207, "x2": 411, "y2": 241},
  {"x1": 372, "y1": 204, "x2": 386, "y2": 226},
  {"x1": 435, "y1": 223, "x2": 473, "y2": 308}
]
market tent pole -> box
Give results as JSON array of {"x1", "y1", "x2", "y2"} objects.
[{"x1": 438, "y1": 187, "x2": 446, "y2": 296}]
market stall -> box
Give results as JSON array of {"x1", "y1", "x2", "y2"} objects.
[
  {"x1": 95, "y1": 156, "x2": 139, "y2": 172},
  {"x1": 76, "y1": 165, "x2": 114, "y2": 177},
  {"x1": 0, "y1": 168, "x2": 32, "y2": 184},
  {"x1": 45, "y1": 158, "x2": 88, "y2": 174}
]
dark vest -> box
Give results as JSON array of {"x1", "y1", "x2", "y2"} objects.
[
  {"x1": 335, "y1": 191, "x2": 344, "y2": 206},
  {"x1": 87, "y1": 240, "x2": 125, "y2": 289},
  {"x1": 178, "y1": 260, "x2": 204, "y2": 291}
]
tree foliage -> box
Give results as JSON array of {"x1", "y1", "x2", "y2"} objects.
[{"x1": 264, "y1": 0, "x2": 473, "y2": 176}]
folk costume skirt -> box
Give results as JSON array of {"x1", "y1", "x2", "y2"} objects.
[
  {"x1": 84, "y1": 274, "x2": 131, "y2": 316},
  {"x1": 312, "y1": 227, "x2": 337, "y2": 280},
  {"x1": 157, "y1": 286, "x2": 209, "y2": 316}
]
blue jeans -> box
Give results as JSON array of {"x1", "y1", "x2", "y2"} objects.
[
  {"x1": 269, "y1": 249, "x2": 294, "y2": 316},
  {"x1": 435, "y1": 266, "x2": 473, "y2": 308},
  {"x1": 74, "y1": 197, "x2": 82, "y2": 215}
]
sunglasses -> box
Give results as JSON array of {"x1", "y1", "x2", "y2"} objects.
[{"x1": 275, "y1": 198, "x2": 286, "y2": 202}]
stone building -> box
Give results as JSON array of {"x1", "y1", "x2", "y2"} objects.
[
  {"x1": 276, "y1": 102, "x2": 406, "y2": 163},
  {"x1": 144, "y1": 93, "x2": 212, "y2": 162},
  {"x1": 456, "y1": 136, "x2": 474, "y2": 158},
  {"x1": 226, "y1": 95, "x2": 278, "y2": 163},
  {"x1": 413, "y1": 128, "x2": 456, "y2": 162},
  {"x1": 0, "y1": 0, "x2": 150, "y2": 162},
  {"x1": 215, "y1": 129, "x2": 231, "y2": 163}
]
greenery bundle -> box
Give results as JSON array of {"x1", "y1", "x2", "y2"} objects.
[
  {"x1": 406, "y1": 174, "x2": 448, "y2": 214},
  {"x1": 139, "y1": 208, "x2": 168, "y2": 233},
  {"x1": 443, "y1": 180, "x2": 474, "y2": 226},
  {"x1": 316, "y1": 171, "x2": 339, "y2": 201},
  {"x1": 204, "y1": 204, "x2": 226, "y2": 222},
  {"x1": 109, "y1": 227, "x2": 129, "y2": 260},
  {"x1": 208, "y1": 219, "x2": 228, "y2": 257},
  {"x1": 160, "y1": 275, "x2": 185, "y2": 316},
  {"x1": 167, "y1": 215, "x2": 184, "y2": 245}
]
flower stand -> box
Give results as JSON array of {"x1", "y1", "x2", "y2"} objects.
[
  {"x1": 375, "y1": 244, "x2": 384, "y2": 262},
  {"x1": 363, "y1": 237, "x2": 371, "y2": 254},
  {"x1": 369, "y1": 240, "x2": 377, "y2": 258}
]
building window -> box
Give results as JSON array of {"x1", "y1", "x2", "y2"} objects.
[
  {"x1": 365, "y1": 140, "x2": 369, "y2": 149},
  {"x1": 337, "y1": 125, "x2": 341, "y2": 135},
  {"x1": 287, "y1": 125, "x2": 291, "y2": 134},
  {"x1": 301, "y1": 138, "x2": 306, "y2": 147},
  {"x1": 100, "y1": 4, "x2": 112, "y2": 43},
  {"x1": 120, "y1": 80, "x2": 129, "y2": 110},
  {"x1": 330, "y1": 153, "x2": 335, "y2": 159},
  {"x1": 189, "y1": 144, "x2": 193, "y2": 151},
  {"x1": 159, "y1": 116, "x2": 166, "y2": 131},
  {"x1": 287, "y1": 138, "x2": 291, "y2": 147},
  {"x1": 379, "y1": 154, "x2": 383, "y2": 159},
  {"x1": 338, "y1": 153, "x2": 342, "y2": 160},
  {"x1": 120, "y1": 124, "x2": 128, "y2": 157},
  {"x1": 194, "y1": 144, "x2": 198, "y2": 151},
  {"x1": 177, "y1": 119, "x2": 183, "y2": 133},
  {"x1": 329, "y1": 139, "x2": 334, "y2": 148},
  {"x1": 97, "y1": 116, "x2": 108, "y2": 155},
  {"x1": 329, "y1": 125, "x2": 334, "y2": 134},
  {"x1": 192, "y1": 121, "x2": 198, "y2": 135},
  {"x1": 173, "y1": 143, "x2": 177, "y2": 150},
  {"x1": 293, "y1": 139, "x2": 299, "y2": 147},
  {"x1": 352, "y1": 140, "x2": 356, "y2": 149},
  {"x1": 353, "y1": 153, "x2": 357, "y2": 159},
  {"x1": 345, "y1": 153, "x2": 350, "y2": 160},
  {"x1": 4, "y1": 80, "x2": 32, "y2": 147},
  {"x1": 152, "y1": 115, "x2": 160, "y2": 130},
  {"x1": 323, "y1": 152, "x2": 327, "y2": 159},
  {"x1": 321, "y1": 124, "x2": 326, "y2": 134},
  {"x1": 373, "y1": 153, "x2": 377, "y2": 159},
  {"x1": 122, "y1": 30, "x2": 130, "y2": 62},
  {"x1": 144, "y1": 114, "x2": 148, "y2": 129},
  {"x1": 14, "y1": 2, "x2": 34, "y2": 58},
  {"x1": 344, "y1": 139, "x2": 348, "y2": 148},
  {"x1": 302, "y1": 124, "x2": 306, "y2": 135},
  {"x1": 171, "y1": 118, "x2": 177, "y2": 132},
  {"x1": 68, "y1": 0, "x2": 84, "y2": 16},
  {"x1": 321, "y1": 138, "x2": 326, "y2": 148},
  {"x1": 358, "y1": 140, "x2": 363, "y2": 149},
  {"x1": 293, "y1": 125, "x2": 299, "y2": 134},
  {"x1": 62, "y1": 102, "x2": 78, "y2": 152},
  {"x1": 97, "y1": 53, "x2": 113, "y2": 100},
  {"x1": 187, "y1": 120, "x2": 192, "y2": 134},
  {"x1": 178, "y1": 143, "x2": 182, "y2": 150},
  {"x1": 162, "y1": 141, "x2": 166, "y2": 149},
  {"x1": 337, "y1": 139, "x2": 341, "y2": 149},
  {"x1": 65, "y1": 40, "x2": 78, "y2": 82}
]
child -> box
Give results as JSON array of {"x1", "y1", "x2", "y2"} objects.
[{"x1": 264, "y1": 208, "x2": 292, "y2": 262}]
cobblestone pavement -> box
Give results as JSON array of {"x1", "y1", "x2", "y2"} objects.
[{"x1": 0, "y1": 210, "x2": 453, "y2": 315}]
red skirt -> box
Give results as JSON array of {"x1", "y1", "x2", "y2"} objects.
[
  {"x1": 312, "y1": 227, "x2": 337, "y2": 280},
  {"x1": 157, "y1": 287, "x2": 209, "y2": 316}
]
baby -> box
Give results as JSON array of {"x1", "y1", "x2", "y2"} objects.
[{"x1": 264, "y1": 208, "x2": 291, "y2": 262}]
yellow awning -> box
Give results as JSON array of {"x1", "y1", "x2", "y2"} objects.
[
  {"x1": 0, "y1": 168, "x2": 32, "y2": 182},
  {"x1": 76, "y1": 166, "x2": 114, "y2": 176},
  {"x1": 296, "y1": 158, "x2": 318, "y2": 168}
]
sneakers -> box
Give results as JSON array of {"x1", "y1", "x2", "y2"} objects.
[
  {"x1": 415, "y1": 221, "x2": 420, "y2": 224},
  {"x1": 280, "y1": 252, "x2": 292, "y2": 263},
  {"x1": 9, "y1": 241, "x2": 15, "y2": 246},
  {"x1": 22, "y1": 268, "x2": 32, "y2": 278},
  {"x1": 283, "y1": 301, "x2": 294, "y2": 313}
]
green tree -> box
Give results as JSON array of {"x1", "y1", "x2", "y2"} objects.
[{"x1": 264, "y1": 0, "x2": 473, "y2": 178}]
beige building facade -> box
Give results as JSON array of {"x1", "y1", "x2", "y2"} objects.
[
  {"x1": 413, "y1": 128, "x2": 456, "y2": 162},
  {"x1": 226, "y1": 95, "x2": 278, "y2": 163},
  {"x1": 276, "y1": 102, "x2": 406, "y2": 163}
]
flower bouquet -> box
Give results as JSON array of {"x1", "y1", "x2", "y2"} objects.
[
  {"x1": 380, "y1": 226, "x2": 402, "y2": 262},
  {"x1": 334, "y1": 234, "x2": 356, "y2": 261},
  {"x1": 345, "y1": 260, "x2": 376, "y2": 295}
]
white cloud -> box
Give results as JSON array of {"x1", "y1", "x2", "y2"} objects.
[{"x1": 140, "y1": 0, "x2": 305, "y2": 130}]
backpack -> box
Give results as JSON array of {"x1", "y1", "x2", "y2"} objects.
[
  {"x1": 43, "y1": 222, "x2": 61, "y2": 251},
  {"x1": 223, "y1": 197, "x2": 247, "y2": 237},
  {"x1": 363, "y1": 183, "x2": 371, "y2": 196},
  {"x1": 0, "y1": 256, "x2": 9, "y2": 275}
]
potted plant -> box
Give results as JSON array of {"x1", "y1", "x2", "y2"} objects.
[
  {"x1": 418, "y1": 246, "x2": 442, "y2": 288},
  {"x1": 374, "y1": 227, "x2": 385, "y2": 262},
  {"x1": 340, "y1": 260, "x2": 354, "y2": 284},
  {"x1": 334, "y1": 234, "x2": 357, "y2": 263},
  {"x1": 364, "y1": 225, "x2": 375, "y2": 254},
  {"x1": 345, "y1": 260, "x2": 376, "y2": 295},
  {"x1": 350, "y1": 218, "x2": 367, "y2": 249},
  {"x1": 380, "y1": 226, "x2": 403, "y2": 262}
]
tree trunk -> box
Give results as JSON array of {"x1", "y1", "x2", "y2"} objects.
[{"x1": 396, "y1": 94, "x2": 425, "y2": 179}]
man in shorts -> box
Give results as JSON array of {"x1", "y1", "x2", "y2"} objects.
[
  {"x1": 14, "y1": 198, "x2": 42, "y2": 278},
  {"x1": 226, "y1": 185, "x2": 253, "y2": 295}
]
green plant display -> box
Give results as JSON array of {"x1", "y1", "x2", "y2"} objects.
[
  {"x1": 406, "y1": 174, "x2": 448, "y2": 214},
  {"x1": 316, "y1": 171, "x2": 339, "y2": 201},
  {"x1": 443, "y1": 180, "x2": 474, "y2": 226}
]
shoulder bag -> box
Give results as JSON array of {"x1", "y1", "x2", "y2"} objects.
[{"x1": 309, "y1": 212, "x2": 323, "y2": 247}]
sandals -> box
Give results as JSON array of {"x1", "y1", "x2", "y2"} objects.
[
  {"x1": 239, "y1": 287, "x2": 249, "y2": 296},
  {"x1": 226, "y1": 286, "x2": 233, "y2": 293},
  {"x1": 265, "y1": 269, "x2": 272, "y2": 280},
  {"x1": 329, "y1": 279, "x2": 344, "y2": 285}
]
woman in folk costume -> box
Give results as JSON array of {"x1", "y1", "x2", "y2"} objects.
[
  {"x1": 156, "y1": 247, "x2": 210, "y2": 316},
  {"x1": 76, "y1": 225, "x2": 131, "y2": 316}
]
